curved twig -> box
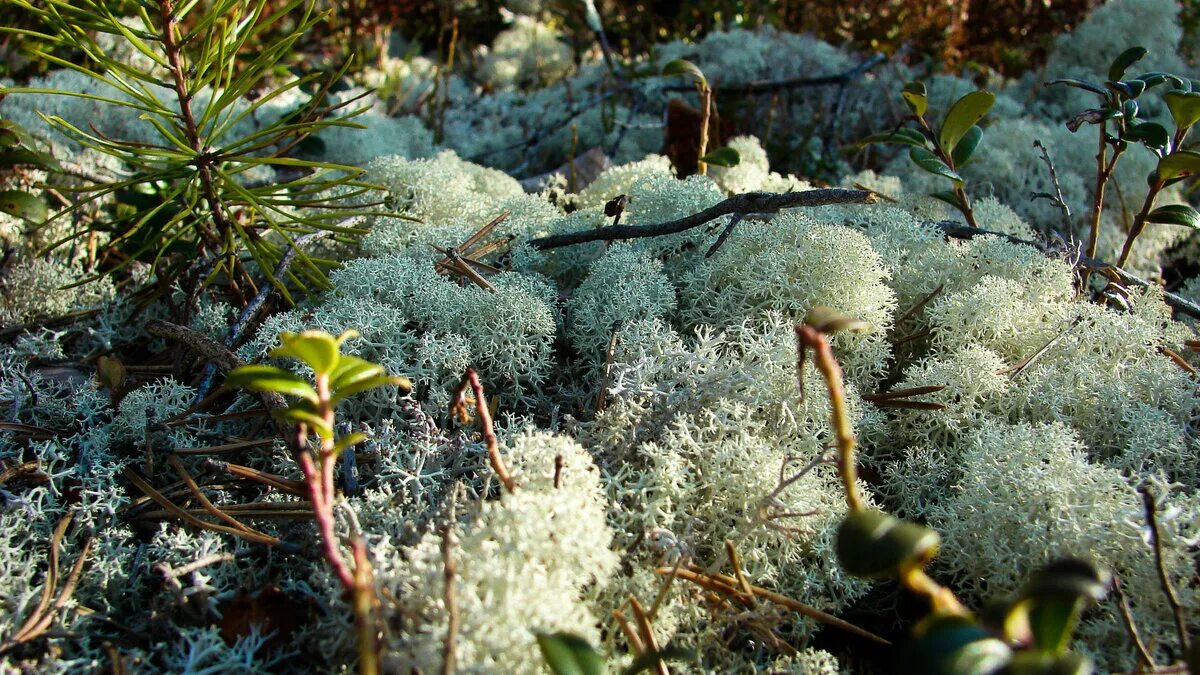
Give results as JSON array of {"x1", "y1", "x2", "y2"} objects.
[{"x1": 528, "y1": 189, "x2": 875, "y2": 250}]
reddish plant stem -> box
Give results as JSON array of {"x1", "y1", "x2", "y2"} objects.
[
  {"x1": 451, "y1": 369, "x2": 515, "y2": 493},
  {"x1": 795, "y1": 324, "x2": 863, "y2": 513}
]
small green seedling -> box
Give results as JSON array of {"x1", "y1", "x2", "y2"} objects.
[{"x1": 861, "y1": 81, "x2": 995, "y2": 228}]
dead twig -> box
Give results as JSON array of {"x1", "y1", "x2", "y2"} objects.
[
  {"x1": 449, "y1": 369, "x2": 515, "y2": 493},
  {"x1": 1139, "y1": 485, "x2": 1192, "y2": 653},
  {"x1": 1112, "y1": 576, "x2": 1156, "y2": 672},
  {"x1": 931, "y1": 221, "x2": 1200, "y2": 321},
  {"x1": 528, "y1": 189, "x2": 875, "y2": 250},
  {"x1": 0, "y1": 512, "x2": 93, "y2": 654}
]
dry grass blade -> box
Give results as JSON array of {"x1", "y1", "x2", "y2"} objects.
[
  {"x1": 449, "y1": 369, "x2": 514, "y2": 493},
  {"x1": 628, "y1": 595, "x2": 669, "y2": 675},
  {"x1": 170, "y1": 437, "x2": 277, "y2": 455},
  {"x1": 0, "y1": 512, "x2": 93, "y2": 654},
  {"x1": 661, "y1": 565, "x2": 890, "y2": 645},
  {"x1": 122, "y1": 466, "x2": 283, "y2": 547},
  {"x1": 168, "y1": 455, "x2": 258, "y2": 535},
  {"x1": 205, "y1": 459, "x2": 308, "y2": 496}
]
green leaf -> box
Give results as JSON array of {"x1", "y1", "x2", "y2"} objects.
[
  {"x1": 1002, "y1": 651, "x2": 1092, "y2": 675},
  {"x1": 901, "y1": 616, "x2": 1011, "y2": 675},
  {"x1": 930, "y1": 190, "x2": 960, "y2": 207},
  {"x1": 536, "y1": 633, "x2": 607, "y2": 675},
  {"x1": 1164, "y1": 90, "x2": 1200, "y2": 130},
  {"x1": 950, "y1": 125, "x2": 984, "y2": 167},
  {"x1": 270, "y1": 330, "x2": 342, "y2": 374},
  {"x1": 0, "y1": 126, "x2": 19, "y2": 148},
  {"x1": 1046, "y1": 78, "x2": 1108, "y2": 97},
  {"x1": 271, "y1": 403, "x2": 332, "y2": 440},
  {"x1": 1108, "y1": 46, "x2": 1147, "y2": 81},
  {"x1": 909, "y1": 147, "x2": 963, "y2": 184},
  {"x1": 1125, "y1": 122, "x2": 1169, "y2": 148},
  {"x1": 1021, "y1": 597, "x2": 1083, "y2": 654},
  {"x1": 836, "y1": 509, "x2": 941, "y2": 578},
  {"x1": 939, "y1": 90, "x2": 995, "y2": 153},
  {"x1": 1105, "y1": 79, "x2": 1146, "y2": 100},
  {"x1": 699, "y1": 146, "x2": 740, "y2": 167},
  {"x1": 1122, "y1": 99, "x2": 1139, "y2": 121},
  {"x1": 860, "y1": 127, "x2": 928, "y2": 148},
  {"x1": 622, "y1": 645, "x2": 694, "y2": 675},
  {"x1": 1146, "y1": 204, "x2": 1200, "y2": 228},
  {"x1": 329, "y1": 355, "x2": 385, "y2": 392},
  {"x1": 332, "y1": 431, "x2": 369, "y2": 455},
  {"x1": 661, "y1": 59, "x2": 705, "y2": 86},
  {"x1": 0, "y1": 147, "x2": 61, "y2": 171},
  {"x1": 0, "y1": 190, "x2": 47, "y2": 223},
  {"x1": 901, "y1": 81, "x2": 928, "y2": 117},
  {"x1": 1157, "y1": 150, "x2": 1200, "y2": 180},
  {"x1": 225, "y1": 365, "x2": 318, "y2": 403},
  {"x1": 329, "y1": 374, "x2": 411, "y2": 406}
]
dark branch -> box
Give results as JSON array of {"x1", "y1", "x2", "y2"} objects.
[
  {"x1": 528, "y1": 189, "x2": 876, "y2": 250},
  {"x1": 663, "y1": 52, "x2": 887, "y2": 95},
  {"x1": 933, "y1": 221, "x2": 1200, "y2": 321}
]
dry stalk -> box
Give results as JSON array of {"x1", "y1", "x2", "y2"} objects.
[
  {"x1": 1140, "y1": 485, "x2": 1192, "y2": 653},
  {"x1": 0, "y1": 512, "x2": 93, "y2": 654},
  {"x1": 450, "y1": 369, "x2": 515, "y2": 493}
]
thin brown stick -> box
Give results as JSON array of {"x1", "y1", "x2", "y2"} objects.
[
  {"x1": 1140, "y1": 485, "x2": 1192, "y2": 653},
  {"x1": 1112, "y1": 576, "x2": 1156, "y2": 671},
  {"x1": 122, "y1": 467, "x2": 283, "y2": 547},
  {"x1": 628, "y1": 595, "x2": 669, "y2": 675},
  {"x1": 893, "y1": 284, "x2": 944, "y2": 327},
  {"x1": 795, "y1": 324, "x2": 863, "y2": 513},
  {"x1": 528, "y1": 189, "x2": 875, "y2": 250},
  {"x1": 450, "y1": 369, "x2": 514, "y2": 493},
  {"x1": 662, "y1": 566, "x2": 890, "y2": 645},
  {"x1": 168, "y1": 455, "x2": 257, "y2": 535},
  {"x1": 170, "y1": 438, "x2": 277, "y2": 455},
  {"x1": 612, "y1": 609, "x2": 646, "y2": 655},
  {"x1": 595, "y1": 323, "x2": 621, "y2": 413}
]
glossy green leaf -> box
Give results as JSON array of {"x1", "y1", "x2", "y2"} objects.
[
  {"x1": 329, "y1": 355, "x2": 385, "y2": 392},
  {"x1": 902, "y1": 615, "x2": 1011, "y2": 675},
  {"x1": 272, "y1": 403, "x2": 332, "y2": 440},
  {"x1": 537, "y1": 633, "x2": 607, "y2": 675},
  {"x1": 226, "y1": 364, "x2": 318, "y2": 403},
  {"x1": 951, "y1": 125, "x2": 984, "y2": 167},
  {"x1": 329, "y1": 374, "x2": 411, "y2": 406},
  {"x1": 0, "y1": 190, "x2": 47, "y2": 223},
  {"x1": 1164, "y1": 90, "x2": 1200, "y2": 130},
  {"x1": 909, "y1": 147, "x2": 963, "y2": 184},
  {"x1": 1146, "y1": 204, "x2": 1200, "y2": 228},
  {"x1": 1046, "y1": 78, "x2": 1107, "y2": 97},
  {"x1": 270, "y1": 330, "x2": 343, "y2": 374},
  {"x1": 0, "y1": 126, "x2": 19, "y2": 148},
  {"x1": 860, "y1": 127, "x2": 928, "y2": 148},
  {"x1": 661, "y1": 59, "x2": 705, "y2": 86},
  {"x1": 930, "y1": 190, "x2": 960, "y2": 207},
  {"x1": 0, "y1": 147, "x2": 61, "y2": 170},
  {"x1": 1125, "y1": 122, "x2": 1169, "y2": 148},
  {"x1": 1134, "y1": 71, "x2": 1188, "y2": 91},
  {"x1": 1157, "y1": 150, "x2": 1200, "y2": 180},
  {"x1": 901, "y1": 81, "x2": 928, "y2": 117},
  {"x1": 939, "y1": 90, "x2": 995, "y2": 152},
  {"x1": 1105, "y1": 79, "x2": 1146, "y2": 100},
  {"x1": 1001, "y1": 650, "x2": 1092, "y2": 675},
  {"x1": 699, "y1": 146, "x2": 740, "y2": 167},
  {"x1": 836, "y1": 509, "x2": 941, "y2": 578},
  {"x1": 1108, "y1": 46, "x2": 1147, "y2": 82},
  {"x1": 1121, "y1": 99, "x2": 1139, "y2": 121},
  {"x1": 332, "y1": 431, "x2": 369, "y2": 455}
]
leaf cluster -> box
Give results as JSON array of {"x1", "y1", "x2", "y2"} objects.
[{"x1": 0, "y1": 0, "x2": 389, "y2": 302}]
